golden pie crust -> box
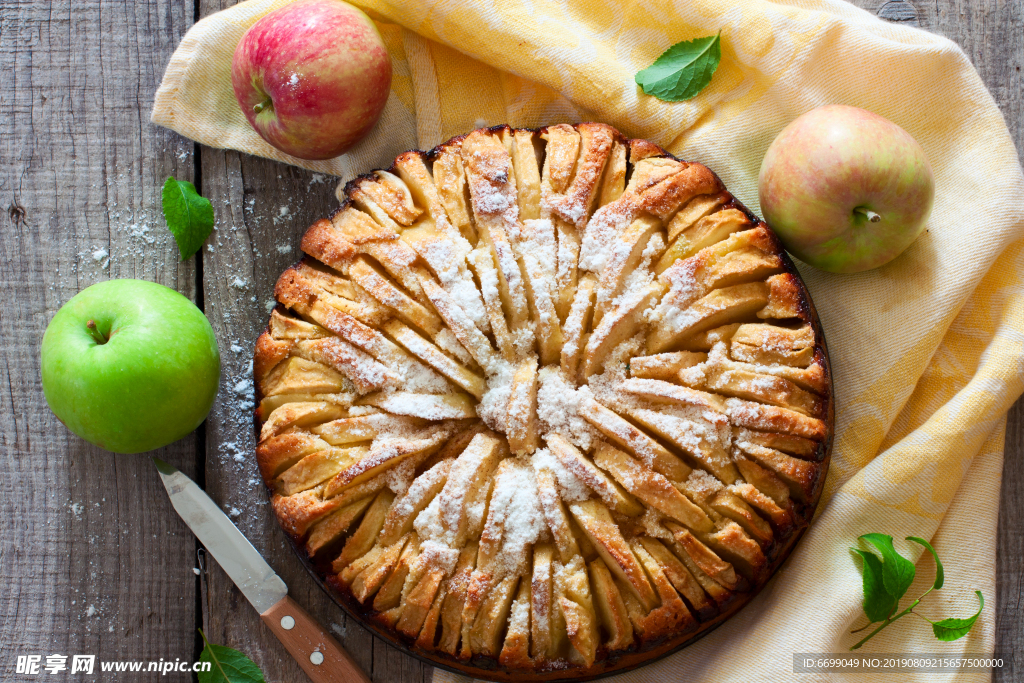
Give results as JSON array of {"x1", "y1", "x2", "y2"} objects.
[{"x1": 252, "y1": 123, "x2": 833, "y2": 681}]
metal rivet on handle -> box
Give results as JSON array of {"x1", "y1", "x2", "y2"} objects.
[
  {"x1": 280, "y1": 616, "x2": 295, "y2": 630},
  {"x1": 310, "y1": 651, "x2": 325, "y2": 666}
]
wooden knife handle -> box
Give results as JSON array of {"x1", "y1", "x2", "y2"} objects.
[{"x1": 261, "y1": 596, "x2": 371, "y2": 683}]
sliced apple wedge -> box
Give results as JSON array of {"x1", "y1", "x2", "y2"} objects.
[
  {"x1": 276, "y1": 445, "x2": 368, "y2": 496},
  {"x1": 594, "y1": 215, "x2": 662, "y2": 323},
  {"x1": 356, "y1": 391, "x2": 477, "y2": 420},
  {"x1": 305, "y1": 495, "x2": 375, "y2": 556},
  {"x1": 379, "y1": 459, "x2": 451, "y2": 546},
  {"x1": 587, "y1": 557, "x2": 634, "y2": 650},
  {"x1": 507, "y1": 356, "x2": 540, "y2": 455},
  {"x1": 628, "y1": 351, "x2": 707, "y2": 381},
  {"x1": 636, "y1": 536, "x2": 716, "y2": 621},
  {"x1": 546, "y1": 434, "x2": 642, "y2": 516},
  {"x1": 311, "y1": 413, "x2": 426, "y2": 447},
  {"x1": 667, "y1": 192, "x2": 727, "y2": 243},
  {"x1": 261, "y1": 356, "x2": 349, "y2": 397},
  {"x1": 382, "y1": 319, "x2": 486, "y2": 399},
  {"x1": 583, "y1": 282, "x2": 663, "y2": 377},
  {"x1": 560, "y1": 273, "x2": 598, "y2": 381},
  {"x1": 569, "y1": 499, "x2": 658, "y2": 612},
  {"x1": 592, "y1": 443, "x2": 711, "y2": 532},
  {"x1": 577, "y1": 397, "x2": 690, "y2": 482},
  {"x1": 656, "y1": 208, "x2": 751, "y2": 273},
  {"x1": 323, "y1": 424, "x2": 456, "y2": 497},
  {"x1": 517, "y1": 218, "x2": 564, "y2": 365},
  {"x1": 333, "y1": 489, "x2": 396, "y2": 570},
  {"x1": 647, "y1": 281, "x2": 769, "y2": 354}
]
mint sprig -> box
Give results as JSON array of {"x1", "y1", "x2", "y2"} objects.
[
  {"x1": 198, "y1": 629, "x2": 266, "y2": 683},
  {"x1": 634, "y1": 32, "x2": 722, "y2": 102},
  {"x1": 850, "y1": 534, "x2": 983, "y2": 650},
  {"x1": 162, "y1": 176, "x2": 214, "y2": 261}
]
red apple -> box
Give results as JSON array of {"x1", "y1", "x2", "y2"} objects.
[
  {"x1": 231, "y1": 0, "x2": 392, "y2": 160},
  {"x1": 758, "y1": 105, "x2": 934, "y2": 273}
]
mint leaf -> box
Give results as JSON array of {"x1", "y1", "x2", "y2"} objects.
[
  {"x1": 852, "y1": 548, "x2": 897, "y2": 622},
  {"x1": 907, "y1": 536, "x2": 944, "y2": 590},
  {"x1": 634, "y1": 33, "x2": 722, "y2": 102},
  {"x1": 162, "y1": 176, "x2": 214, "y2": 261},
  {"x1": 851, "y1": 532, "x2": 982, "y2": 651},
  {"x1": 931, "y1": 591, "x2": 984, "y2": 641},
  {"x1": 861, "y1": 533, "x2": 916, "y2": 603},
  {"x1": 198, "y1": 629, "x2": 265, "y2": 683}
]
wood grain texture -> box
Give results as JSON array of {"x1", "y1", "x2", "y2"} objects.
[
  {"x1": 0, "y1": 0, "x2": 200, "y2": 670},
  {"x1": 996, "y1": 398, "x2": 1024, "y2": 678},
  {"x1": 0, "y1": 0, "x2": 1021, "y2": 682}
]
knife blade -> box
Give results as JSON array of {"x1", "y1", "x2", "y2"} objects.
[
  {"x1": 153, "y1": 457, "x2": 287, "y2": 612},
  {"x1": 153, "y1": 458, "x2": 370, "y2": 683}
]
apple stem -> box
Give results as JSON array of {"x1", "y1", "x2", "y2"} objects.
[
  {"x1": 86, "y1": 319, "x2": 108, "y2": 345},
  {"x1": 855, "y1": 207, "x2": 882, "y2": 223},
  {"x1": 253, "y1": 98, "x2": 272, "y2": 115}
]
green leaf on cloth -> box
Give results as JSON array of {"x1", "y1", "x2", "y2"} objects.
[
  {"x1": 198, "y1": 629, "x2": 266, "y2": 683},
  {"x1": 931, "y1": 591, "x2": 984, "y2": 641},
  {"x1": 907, "y1": 535, "x2": 945, "y2": 590},
  {"x1": 852, "y1": 548, "x2": 897, "y2": 622},
  {"x1": 162, "y1": 176, "x2": 214, "y2": 261},
  {"x1": 634, "y1": 33, "x2": 722, "y2": 102},
  {"x1": 851, "y1": 532, "x2": 985, "y2": 650},
  {"x1": 861, "y1": 533, "x2": 916, "y2": 602}
]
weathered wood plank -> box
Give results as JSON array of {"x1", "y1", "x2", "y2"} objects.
[
  {"x1": 196, "y1": 140, "x2": 336, "y2": 681},
  {"x1": 0, "y1": 0, "x2": 199, "y2": 670},
  {"x1": 997, "y1": 398, "x2": 1024, "y2": 673}
]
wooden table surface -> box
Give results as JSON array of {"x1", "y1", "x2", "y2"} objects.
[{"x1": 1, "y1": 0, "x2": 1020, "y2": 681}]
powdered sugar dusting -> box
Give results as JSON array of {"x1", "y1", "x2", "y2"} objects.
[
  {"x1": 687, "y1": 469, "x2": 724, "y2": 497},
  {"x1": 652, "y1": 256, "x2": 705, "y2": 330},
  {"x1": 488, "y1": 461, "x2": 545, "y2": 575},
  {"x1": 579, "y1": 198, "x2": 637, "y2": 272},
  {"x1": 531, "y1": 447, "x2": 589, "y2": 501},
  {"x1": 536, "y1": 367, "x2": 600, "y2": 451},
  {"x1": 477, "y1": 359, "x2": 515, "y2": 433},
  {"x1": 415, "y1": 539, "x2": 461, "y2": 576}
]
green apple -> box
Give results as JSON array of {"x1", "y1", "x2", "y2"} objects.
[
  {"x1": 41, "y1": 279, "x2": 220, "y2": 453},
  {"x1": 758, "y1": 104, "x2": 934, "y2": 273}
]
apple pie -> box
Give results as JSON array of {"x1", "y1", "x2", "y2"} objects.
[{"x1": 253, "y1": 123, "x2": 833, "y2": 680}]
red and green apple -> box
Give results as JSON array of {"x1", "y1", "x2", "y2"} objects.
[
  {"x1": 758, "y1": 104, "x2": 934, "y2": 273},
  {"x1": 231, "y1": 0, "x2": 392, "y2": 161}
]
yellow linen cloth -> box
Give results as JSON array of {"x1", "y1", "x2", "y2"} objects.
[{"x1": 153, "y1": 0, "x2": 1024, "y2": 680}]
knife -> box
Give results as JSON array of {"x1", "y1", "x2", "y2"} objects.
[{"x1": 153, "y1": 458, "x2": 371, "y2": 683}]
